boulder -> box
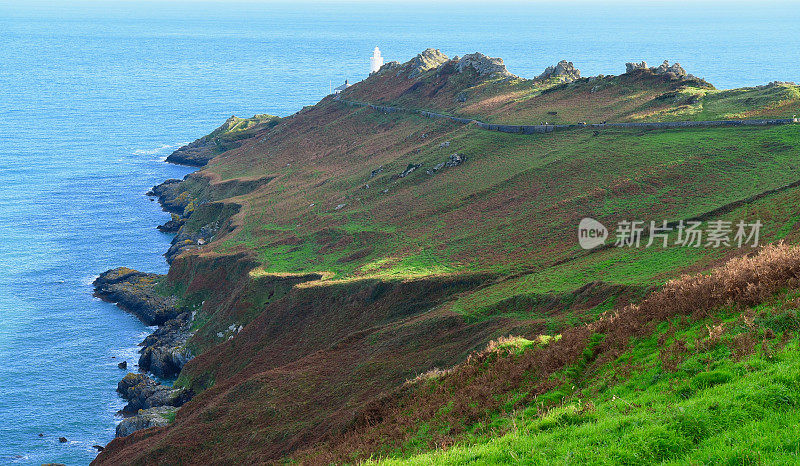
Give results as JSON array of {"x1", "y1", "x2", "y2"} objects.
[{"x1": 117, "y1": 361, "x2": 127, "y2": 370}]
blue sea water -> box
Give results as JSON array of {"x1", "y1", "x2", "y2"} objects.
[{"x1": 0, "y1": 1, "x2": 799, "y2": 463}]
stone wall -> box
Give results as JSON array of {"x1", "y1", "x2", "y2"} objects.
[{"x1": 338, "y1": 99, "x2": 798, "y2": 135}]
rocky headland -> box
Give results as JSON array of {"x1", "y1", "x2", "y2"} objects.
[
  {"x1": 93, "y1": 268, "x2": 180, "y2": 326},
  {"x1": 165, "y1": 114, "x2": 279, "y2": 167},
  {"x1": 91, "y1": 48, "x2": 800, "y2": 464}
]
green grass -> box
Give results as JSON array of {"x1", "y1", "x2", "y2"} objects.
[
  {"x1": 374, "y1": 292, "x2": 800, "y2": 465},
  {"x1": 208, "y1": 113, "x2": 800, "y2": 285}
]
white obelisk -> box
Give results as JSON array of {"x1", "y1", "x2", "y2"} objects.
[{"x1": 370, "y1": 47, "x2": 384, "y2": 74}]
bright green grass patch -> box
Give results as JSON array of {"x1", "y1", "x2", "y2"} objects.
[{"x1": 375, "y1": 295, "x2": 800, "y2": 465}]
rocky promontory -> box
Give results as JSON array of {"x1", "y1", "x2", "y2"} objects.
[
  {"x1": 94, "y1": 267, "x2": 195, "y2": 379},
  {"x1": 93, "y1": 268, "x2": 179, "y2": 326},
  {"x1": 147, "y1": 178, "x2": 190, "y2": 214},
  {"x1": 166, "y1": 114, "x2": 279, "y2": 167}
]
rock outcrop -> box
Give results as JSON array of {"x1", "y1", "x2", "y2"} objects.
[
  {"x1": 157, "y1": 215, "x2": 184, "y2": 233},
  {"x1": 538, "y1": 60, "x2": 581, "y2": 82},
  {"x1": 117, "y1": 373, "x2": 191, "y2": 414},
  {"x1": 406, "y1": 49, "x2": 450, "y2": 79},
  {"x1": 138, "y1": 312, "x2": 194, "y2": 379},
  {"x1": 454, "y1": 52, "x2": 513, "y2": 78},
  {"x1": 377, "y1": 61, "x2": 401, "y2": 74},
  {"x1": 426, "y1": 153, "x2": 467, "y2": 175},
  {"x1": 93, "y1": 268, "x2": 180, "y2": 326},
  {"x1": 654, "y1": 60, "x2": 686, "y2": 76},
  {"x1": 625, "y1": 61, "x2": 649, "y2": 73},
  {"x1": 115, "y1": 407, "x2": 175, "y2": 438},
  {"x1": 625, "y1": 60, "x2": 688, "y2": 79},
  {"x1": 164, "y1": 220, "x2": 222, "y2": 263},
  {"x1": 147, "y1": 178, "x2": 191, "y2": 215}
]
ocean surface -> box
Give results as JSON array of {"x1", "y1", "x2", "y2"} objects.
[{"x1": 0, "y1": 1, "x2": 798, "y2": 463}]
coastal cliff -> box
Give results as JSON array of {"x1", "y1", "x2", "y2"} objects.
[{"x1": 93, "y1": 50, "x2": 800, "y2": 464}]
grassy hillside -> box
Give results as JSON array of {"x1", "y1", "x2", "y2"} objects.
[
  {"x1": 289, "y1": 243, "x2": 800, "y2": 464},
  {"x1": 95, "y1": 51, "x2": 800, "y2": 464}
]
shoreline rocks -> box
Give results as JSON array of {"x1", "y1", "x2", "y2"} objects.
[
  {"x1": 117, "y1": 373, "x2": 191, "y2": 414},
  {"x1": 147, "y1": 178, "x2": 191, "y2": 215},
  {"x1": 116, "y1": 407, "x2": 175, "y2": 438},
  {"x1": 138, "y1": 312, "x2": 194, "y2": 379},
  {"x1": 93, "y1": 268, "x2": 180, "y2": 326}
]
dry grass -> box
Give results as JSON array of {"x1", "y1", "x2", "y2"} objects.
[{"x1": 598, "y1": 242, "x2": 800, "y2": 334}]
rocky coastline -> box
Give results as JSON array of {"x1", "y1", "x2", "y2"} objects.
[
  {"x1": 94, "y1": 146, "x2": 209, "y2": 440},
  {"x1": 93, "y1": 266, "x2": 195, "y2": 438}
]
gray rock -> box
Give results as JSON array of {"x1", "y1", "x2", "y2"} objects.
[
  {"x1": 117, "y1": 373, "x2": 191, "y2": 414},
  {"x1": 653, "y1": 60, "x2": 686, "y2": 77},
  {"x1": 625, "y1": 61, "x2": 648, "y2": 73},
  {"x1": 538, "y1": 60, "x2": 581, "y2": 82},
  {"x1": 454, "y1": 53, "x2": 513, "y2": 78},
  {"x1": 406, "y1": 49, "x2": 449, "y2": 79},
  {"x1": 369, "y1": 166, "x2": 383, "y2": 178},
  {"x1": 115, "y1": 407, "x2": 175, "y2": 438},
  {"x1": 394, "y1": 163, "x2": 421, "y2": 179},
  {"x1": 625, "y1": 60, "x2": 687, "y2": 79},
  {"x1": 427, "y1": 153, "x2": 467, "y2": 175},
  {"x1": 93, "y1": 268, "x2": 179, "y2": 326},
  {"x1": 138, "y1": 312, "x2": 194, "y2": 379}
]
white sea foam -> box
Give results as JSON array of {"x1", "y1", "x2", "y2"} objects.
[{"x1": 133, "y1": 144, "x2": 177, "y2": 156}]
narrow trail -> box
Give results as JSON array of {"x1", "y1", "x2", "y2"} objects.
[{"x1": 337, "y1": 98, "x2": 799, "y2": 134}]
